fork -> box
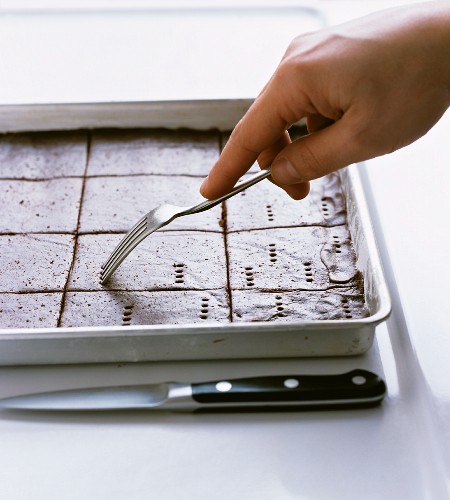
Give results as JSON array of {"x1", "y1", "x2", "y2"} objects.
[{"x1": 100, "y1": 167, "x2": 272, "y2": 284}]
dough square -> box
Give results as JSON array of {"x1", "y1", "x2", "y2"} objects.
[
  {"x1": 0, "y1": 234, "x2": 75, "y2": 292},
  {"x1": 227, "y1": 225, "x2": 358, "y2": 291},
  {"x1": 88, "y1": 129, "x2": 219, "y2": 176},
  {"x1": 0, "y1": 293, "x2": 62, "y2": 328},
  {"x1": 69, "y1": 232, "x2": 227, "y2": 291},
  {"x1": 0, "y1": 131, "x2": 87, "y2": 178},
  {"x1": 79, "y1": 175, "x2": 223, "y2": 232},
  {"x1": 232, "y1": 288, "x2": 369, "y2": 322},
  {"x1": 0, "y1": 178, "x2": 83, "y2": 233},
  {"x1": 225, "y1": 173, "x2": 346, "y2": 231},
  {"x1": 61, "y1": 290, "x2": 230, "y2": 327}
]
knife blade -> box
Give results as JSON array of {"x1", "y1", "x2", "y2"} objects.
[{"x1": 0, "y1": 369, "x2": 386, "y2": 412}]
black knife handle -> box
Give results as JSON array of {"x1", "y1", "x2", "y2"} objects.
[{"x1": 191, "y1": 369, "x2": 386, "y2": 408}]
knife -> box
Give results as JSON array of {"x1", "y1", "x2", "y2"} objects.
[{"x1": 0, "y1": 369, "x2": 385, "y2": 412}]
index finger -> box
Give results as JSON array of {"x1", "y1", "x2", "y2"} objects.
[{"x1": 199, "y1": 80, "x2": 306, "y2": 199}]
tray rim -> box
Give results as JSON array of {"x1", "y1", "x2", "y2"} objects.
[{"x1": 0, "y1": 99, "x2": 257, "y2": 134}]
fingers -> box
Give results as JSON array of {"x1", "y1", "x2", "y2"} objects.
[
  {"x1": 202, "y1": 101, "x2": 366, "y2": 201},
  {"x1": 200, "y1": 80, "x2": 307, "y2": 200},
  {"x1": 257, "y1": 129, "x2": 310, "y2": 201},
  {"x1": 271, "y1": 116, "x2": 363, "y2": 186},
  {"x1": 256, "y1": 130, "x2": 291, "y2": 169},
  {"x1": 280, "y1": 182, "x2": 311, "y2": 200},
  {"x1": 199, "y1": 131, "x2": 258, "y2": 199},
  {"x1": 306, "y1": 113, "x2": 335, "y2": 133}
]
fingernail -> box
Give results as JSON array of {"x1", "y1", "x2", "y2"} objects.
[{"x1": 272, "y1": 158, "x2": 303, "y2": 185}]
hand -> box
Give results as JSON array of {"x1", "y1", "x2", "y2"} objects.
[{"x1": 200, "y1": 1, "x2": 450, "y2": 200}]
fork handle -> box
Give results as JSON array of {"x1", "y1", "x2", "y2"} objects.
[{"x1": 186, "y1": 167, "x2": 272, "y2": 215}]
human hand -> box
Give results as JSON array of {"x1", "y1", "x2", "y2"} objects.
[{"x1": 200, "y1": 1, "x2": 450, "y2": 200}]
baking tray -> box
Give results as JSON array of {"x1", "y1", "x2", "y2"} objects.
[{"x1": 0, "y1": 118, "x2": 391, "y2": 364}]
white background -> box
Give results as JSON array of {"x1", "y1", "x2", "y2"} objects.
[{"x1": 0, "y1": 1, "x2": 449, "y2": 499}]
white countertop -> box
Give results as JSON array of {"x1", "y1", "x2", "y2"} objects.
[{"x1": 0, "y1": 2, "x2": 449, "y2": 499}]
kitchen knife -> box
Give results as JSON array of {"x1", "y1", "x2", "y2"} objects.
[{"x1": 0, "y1": 369, "x2": 386, "y2": 412}]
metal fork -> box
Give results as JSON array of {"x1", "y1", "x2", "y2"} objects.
[{"x1": 100, "y1": 167, "x2": 271, "y2": 284}]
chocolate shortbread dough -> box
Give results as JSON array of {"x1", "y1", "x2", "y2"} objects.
[
  {"x1": 80, "y1": 175, "x2": 222, "y2": 233},
  {"x1": 0, "y1": 131, "x2": 87, "y2": 178},
  {"x1": 61, "y1": 290, "x2": 230, "y2": 327},
  {"x1": 70, "y1": 232, "x2": 227, "y2": 291},
  {"x1": 0, "y1": 293, "x2": 62, "y2": 328},
  {"x1": 0, "y1": 234, "x2": 75, "y2": 292},
  {"x1": 232, "y1": 288, "x2": 368, "y2": 322},
  {"x1": 0, "y1": 128, "x2": 369, "y2": 328},
  {"x1": 227, "y1": 225, "x2": 359, "y2": 291},
  {"x1": 88, "y1": 129, "x2": 219, "y2": 176},
  {"x1": 226, "y1": 172, "x2": 346, "y2": 231},
  {"x1": 0, "y1": 178, "x2": 83, "y2": 233}
]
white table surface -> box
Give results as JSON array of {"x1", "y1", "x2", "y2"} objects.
[{"x1": 1, "y1": 2, "x2": 449, "y2": 499}]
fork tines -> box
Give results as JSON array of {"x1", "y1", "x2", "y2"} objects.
[{"x1": 100, "y1": 215, "x2": 147, "y2": 284}]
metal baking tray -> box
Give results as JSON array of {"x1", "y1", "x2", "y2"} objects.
[{"x1": 0, "y1": 113, "x2": 391, "y2": 364}]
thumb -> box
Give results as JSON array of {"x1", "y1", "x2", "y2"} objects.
[{"x1": 271, "y1": 118, "x2": 362, "y2": 185}]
